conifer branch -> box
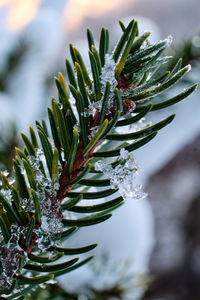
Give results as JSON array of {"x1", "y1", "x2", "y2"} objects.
[{"x1": 0, "y1": 19, "x2": 197, "y2": 298}]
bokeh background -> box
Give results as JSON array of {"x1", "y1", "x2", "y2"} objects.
[{"x1": 1, "y1": 0, "x2": 200, "y2": 299}]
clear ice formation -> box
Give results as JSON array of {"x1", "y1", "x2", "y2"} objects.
[{"x1": 95, "y1": 148, "x2": 147, "y2": 200}]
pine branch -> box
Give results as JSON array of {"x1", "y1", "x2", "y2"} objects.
[{"x1": 0, "y1": 19, "x2": 197, "y2": 298}]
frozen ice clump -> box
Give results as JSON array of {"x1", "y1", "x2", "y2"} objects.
[
  {"x1": 95, "y1": 149, "x2": 147, "y2": 200},
  {"x1": 27, "y1": 148, "x2": 64, "y2": 250},
  {"x1": 0, "y1": 171, "x2": 14, "y2": 204},
  {"x1": 84, "y1": 101, "x2": 102, "y2": 117},
  {"x1": 37, "y1": 216, "x2": 63, "y2": 251},
  {"x1": 84, "y1": 54, "x2": 117, "y2": 117},
  {"x1": 1, "y1": 170, "x2": 9, "y2": 177},
  {"x1": 100, "y1": 54, "x2": 117, "y2": 94},
  {"x1": 0, "y1": 188, "x2": 12, "y2": 205},
  {"x1": 165, "y1": 35, "x2": 173, "y2": 46},
  {"x1": 0, "y1": 247, "x2": 25, "y2": 289},
  {"x1": 88, "y1": 126, "x2": 100, "y2": 140},
  {"x1": 100, "y1": 54, "x2": 117, "y2": 108},
  {"x1": 28, "y1": 148, "x2": 61, "y2": 215},
  {"x1": 0, "y1": 225, "x2": 27, "y2": 290}
]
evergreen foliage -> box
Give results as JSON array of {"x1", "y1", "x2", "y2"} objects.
[{"x1": 0, "y1": 19, "x2": 197, "y2": 298}]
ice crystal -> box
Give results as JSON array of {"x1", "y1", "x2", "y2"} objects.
[
  {"x1": 28, "y1": 148, "x2": 62, "y2": 214},
  {"x1": 69, "y1": 94, "x2": 79, "y2": 121},
  {"x1": 7, "y1": 224, "x2": 26, "y2": 248},
  {"x1": 1, "y1": 170, "x2": 9, "y2": 177},
  {"x1": 37, "y1": 215, "x2": 63, "y2": 251},
  {"x1": 0, "y1": 145, "x2": 65, "y2": 288},
  {"x1": 0, "y1": 171, "x2": 14, "y2": 205},
  {"x1": 0, "y1": 225, "x2": 27, "y2": 290},
  {"x1": 20, "y1": 148, "x2": 64, "y2": 250},
  {"x1": 100, "y1": 54, "x2": 117, "y2": 93},
  {"x1": 148, "y1": 35, "x2": 173, "y2": 50},
  {"x1": 100, "y1": 54, "x2": 117, "y2": 108},
  {"x1": 88, "y1": 126, "x2": 100, "y2": 140},
  {"x1": 0, "y1": 247, "x2": 25, "y2": 289},
  {"x1": 84, "y1": 54, "x2": 117, "y2": 117},
  {"x1": 0, "y1": 188, "x2": 12, "y2": 204},
  {"x1": 165, "y1": 35, "x2": 173, "y2": 46},
  {"x1": 95, "y1": 149, "x2": 147, "y2": 200},
  {"x1": 84, "y1": 101, "x2": 102, "y2": 117},
  {"x1": 0, "y1": 232, "x2": 3, "y2": 243}
]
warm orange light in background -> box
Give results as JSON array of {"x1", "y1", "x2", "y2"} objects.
[
  {"x1": 0, "y1": 0, "x2": 43, "y2": 32},
  {"x1": 0, "y1": 0, "x2": 8, "y2": 9},
  {"x1": 64, "y1": 0, "x2": 134, "y2": 31},
  {"x1": 0, "y1": 0, "x2": 136, "y2": 33},
  {"x1": 8, "y1": 0, "x2": 43, "y2": 31}
]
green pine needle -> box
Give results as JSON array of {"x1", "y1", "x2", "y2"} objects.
[{"x1": 0, "y1": 18, "x2": 198, "y2": 298}]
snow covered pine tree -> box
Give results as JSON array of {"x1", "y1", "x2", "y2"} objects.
[{"x1": 0, "y1": 19, "x2": 197, "y2": 298}]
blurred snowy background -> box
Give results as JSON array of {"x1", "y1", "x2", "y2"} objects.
[{"x1": 1, "y1": 0, "x2": 200, "y2": 299}]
